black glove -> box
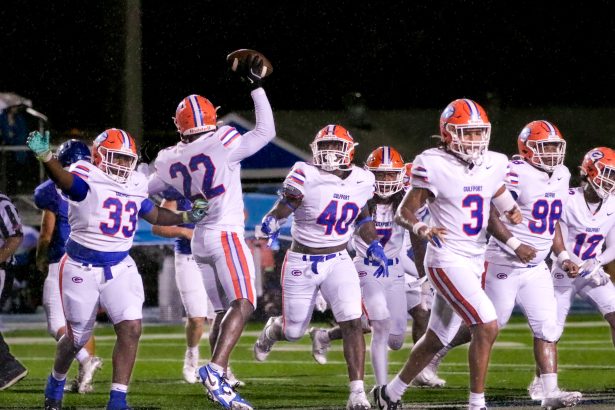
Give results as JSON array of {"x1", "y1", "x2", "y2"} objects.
[{"x1": 237, "y1": 54, "x2": 265, "y2": 90}]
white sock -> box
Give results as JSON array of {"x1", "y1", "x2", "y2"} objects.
[
  {"x1": 265, "y1": 317, "x2": 280, "y2": 341},
  {"x1": 387, "y1": 375, "x2": 408, "y2": 402},
  {"x1": 52, "y1": 369, "x2": 67, "y2": 381},
  {"x1": 111, "y1": 383, "x2": 128, "y2": 393},
  {"x1": 208, "y1": 361, "x2": 224, "y2": 374},
  {"x1": 469, "y1": 391, "x2": 485, "y2": 407},
  {"x1": 75, "y1": 348, "x2": 90, "y2": 365},
  {"x1": 541, "y1": 373, "x2": 558, "y2": 396},
  {"x1": 349, "y1": 379, "x2": 364, "y2": 393},
  {"x1": 187, "y1": 346, "x2": 199, "y2": 357},
  {"x1": 370, "y1": 320, "x2": 390, "y2": 386}
]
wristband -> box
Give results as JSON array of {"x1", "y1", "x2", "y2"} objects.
[
  {"x1": 181, "y1": 211, "x2": 190, "y2": 224},
  {"x1": 412, "y1": 222, "x2": 428, "y2": 236},
  {"x1": 557, "y1": 251, "x2": 571, "y2": 266},
  {"x1": 38, "y1": 151, "x2": 53, "y2": 162},
  {"x1": 505, "y1": 236, "x2": 522, "y2": 251}
]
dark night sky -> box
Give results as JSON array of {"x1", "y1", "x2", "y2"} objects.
[{"x1": 2, "y1": 1, "x2": 615, "y2": 132}]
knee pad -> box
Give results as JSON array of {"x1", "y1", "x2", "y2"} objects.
[
  {"x1": 534, "y1": 321, "x2": 560, "y2": 343},
  {"x1": 388, "y1": 333, "x2": 405, "y2": 350},
  {"x1": 66, "y1": 325, "x2": 91, "y2": 349},
  {"x1": 283, "y1": 322, "x2": 306, "y2": 342}
]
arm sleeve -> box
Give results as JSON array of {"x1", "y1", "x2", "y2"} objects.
[
  {"x1": 410, "y1": 155, "x2": 438, "y2": 197},
  {"x1": 227, "y1": 88, "x2": 276, "y2": 163},
  {"x1": 599, "y1": 227, "x2": 615, "y2": 265},
  {"x1": 282, "y1": 164, "x2": 307, "y2": 196},
  {"x1": 63, "y1": 175, "x2": 89, "y2": 202},
  {"x1": 138, "y1": 198, "x2": 155, "y2": 217},
  {"x1": 0, "y1": 199, "x2": 23, "y2": 238}
]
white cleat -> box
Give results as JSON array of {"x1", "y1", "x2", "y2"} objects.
[
  {"x1": 528, "y1": 376, "x2": 544, "y2": 401},
  {"x1": 468, "y1": 406, "x2": 488, "y2": 410},
  {"x1": 347, "y1": 389, "x2": 371, "y2": 410},
  {"x1": 254, "y1": 317, "x2": 277, "y2": 362},
  {"x1": 309, "y1": 327, "x2": 331, "y2": 365},
  {"x1": 541, "y1": 390, "x2": 582, "y2": 409},
  {"x1": 226, "y1": 366, "x2": 245, "y2": 389},
  {"x1": 183, "y1": 349, "x2": 199, "y2": 384},
  {"x1": 411, "y1": 364, "x2": 446, "y2": 387},
  {"x1": 78, "y1": 356, "x2": 103, "y2": 394}
]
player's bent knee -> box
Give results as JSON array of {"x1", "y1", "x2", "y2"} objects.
[
  {"x1": 388, "y1": 333, "x2": 405, "y2": 350},
  {"x1": 534, "y1": 322, "x2": 560, "y2": 343},
  {"x1": 283, "y1": 325, "x2": 304, "y2": 342},
  {"x1": 68, "y1": 328, "x2": 92, "y2": 349}
]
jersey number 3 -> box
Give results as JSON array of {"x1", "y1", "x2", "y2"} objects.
[{"x1": 169, "y1": 154, "x2": 225, "y2": 201}]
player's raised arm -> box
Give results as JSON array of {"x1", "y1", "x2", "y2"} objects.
[
  {"x1": 227, "y1": 51, "x2": 276, "y2": 163},
  {"x1": 27, "y1": 131, "x2": 89, "y2": 201}
]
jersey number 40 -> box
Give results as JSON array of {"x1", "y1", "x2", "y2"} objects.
[{"x1": 317, "y1": 200, "x2": 360, "y2": 235}]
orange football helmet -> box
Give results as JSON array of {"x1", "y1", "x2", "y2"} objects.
[
  {"x1": 517, "y1": 120, "x2": 566, "y2": 172},
  {"x1": 174, "y1": 94, "x2": 217, "y2": 137},
  {"x1": 310, "y1": 125, "x2": 357, "y2": 171},
  {"x1": 403, "y1": 162, "x2": 413, "y2": 188},
  {"x1": 440, "y1": 98, "x2": 491, "y2": 165},
  {"x1": 365, "y1": 146, "x2": 406, "y2": 197},
  {"x1": 581, "y1": 147, "x2": 615, "y2": 199},
  {"x1": 92, "y1": 128, "x2": 138, "y2": 183}
]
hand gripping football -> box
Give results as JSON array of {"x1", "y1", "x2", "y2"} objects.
[{"x1": 226, "y1": 49, "x2": 273, "y2": 78}]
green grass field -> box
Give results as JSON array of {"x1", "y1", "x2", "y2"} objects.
[{"x1": 2, "y1": 314, "x2": 615, "y2": 409}]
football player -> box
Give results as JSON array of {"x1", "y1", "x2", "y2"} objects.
[
  {"x1": 253, "y1": 125, "x2": 387, "y2": 410},
  {"x1": 27, "y1": 128, "x2": 208, "y2": 410},
  {"x1": 482, "y1": 120, "x2": 582, "y2": 409},
  {"x1": 151, "y1": 189, "x2": 243, "y2": 388},
  {"x1": 373, "y1": 99, "x2": 522, "y2": 410},
  {"x1": 528, "y1": 147, "x2": 615, "y2": 402},
  {"x1": 34, "y1": 139, "x2": 103, "y2": 394},
  {"x1": 147, "y1": 54, "x2": 274, "y2": 410}
]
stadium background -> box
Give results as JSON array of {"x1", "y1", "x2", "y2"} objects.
[{"x1": 2, "y1": 1, "x2": 615, "y2": 408}]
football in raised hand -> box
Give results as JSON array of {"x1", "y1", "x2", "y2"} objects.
[{"x1": 226, "y1": 49, "x2": 273, "y2": 78}]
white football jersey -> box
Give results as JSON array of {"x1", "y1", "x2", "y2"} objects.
[
  {"x1": 411, "y1": 148, "x2": 508, "y2": 260},
  {"x1": 353, "y1": 202, "x2": 405, "y2": 258},
  {"x1": 284, "y1": 162, "x2": 375, "y2": 248},
  {"x1": 66, "y1": 161, "x2": 150, "y2": 252},
  {"x1": 486, "y1": 160, "x2": 570, "y2": 267},
  {"x1": 552, "y1": 187, "x2": 615, "y2": 279},
  {"x1": 153, "y1": 126, "x2": 246, "y2": 232}
]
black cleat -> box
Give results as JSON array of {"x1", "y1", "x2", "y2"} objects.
[
  {"x1": 370, "y1": 385, "x2": 402, "y2": 410},
  {"x1": 0, "y1": 359, "x2": 28, "y2": 391},
  {"x1": 44, "y1": 397, "x2": 62, "y2": 410}
]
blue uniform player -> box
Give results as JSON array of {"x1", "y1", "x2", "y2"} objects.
[{"x1": 34, "y1": 139, "x2": 103, "y2": 394}]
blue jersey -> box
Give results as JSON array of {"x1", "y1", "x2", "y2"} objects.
[
  {"x1": 161, "y1": 187, "x2": 194, "y2": 255},
  {"x1": 34, "y1": 180, "x2": 70, "y2": 264}
]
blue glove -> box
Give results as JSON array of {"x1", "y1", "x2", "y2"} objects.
[
  {"x1": 367, "y1": 239, "x2": 389, "y2": 278},
  {"x1": 27, "y1": 130, "x2": 53, "y2": 161},
  {"x1": 182, "y1": 198, "x2": 209, "y2": 223},
  {"x1": 257, "y1": 215, "x2": 281, "y2": 249}
]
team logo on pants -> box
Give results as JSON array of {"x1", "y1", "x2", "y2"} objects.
[
  {"x1": 72, "y1": 276, "x2": 84, "y2": 283},
  {"x1": 496, "y1": 273, "x2": 508, "y2": 279},
  {"x1": 291, "y1": 270, "x2": 302, "y2": 277}
]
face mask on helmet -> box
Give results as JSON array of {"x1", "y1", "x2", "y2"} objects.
[
  {"x1": 582, "y1": 147, "x2": 615, "y2": 199},
  {"x1": 93, "y1": 129, "x2": 138, "y2": 184},
  {"x1": 310, "y1": 125, "x2": 357, "y2": 171},
  {"x1": 518, "y1": 121, "x2": 566, "y2": 173},
  {"x1": 440, "y1": 99, "x2": 491, "y2": 166},
  {"x1": 365, "y1": 146, "x2": 405, "y2": 197}
]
